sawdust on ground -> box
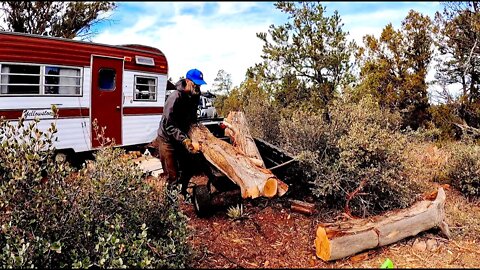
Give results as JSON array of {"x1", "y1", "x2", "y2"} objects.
[{"x1": 156, "y1": 175, "x2": 480, "y2": 269}]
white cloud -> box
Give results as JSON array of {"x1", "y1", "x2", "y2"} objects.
[
  {"x1": 93, "y1": 2, "x2": 275, "y2": 90},
  {"x1": 342, "y1": 9, "x2": 407, "y2": 28},
  {"x1": 216, "y1": 2, "x2": 258, "y2": 16},
  {"x1": 92, "y1": 1, "x2": 450, "y2": 98}
]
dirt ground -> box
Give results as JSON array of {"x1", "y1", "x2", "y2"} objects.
[{"x1": 166, "y1": 175, "x2": 480, "y2": 269}]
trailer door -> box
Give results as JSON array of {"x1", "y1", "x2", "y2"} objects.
[{"x1": 91, "y1": 56, "x2": 123, "y2": 148}]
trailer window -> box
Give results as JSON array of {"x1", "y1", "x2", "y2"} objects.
[
  {"x1": 45, "y1": 66, "x2": 81, "y2": 95},
  {"x1": 0, "y1": 63, "x2": 83, "y2": 96},
  {"x1": 98, "y1": 68, "x2": 116, "y2": 91},
  {"x1": 0, "y1": 64, "x2": 41, "y2": 95},
  {"x1": 134, "y1": 75, "x2": 157, "y2": 101}
]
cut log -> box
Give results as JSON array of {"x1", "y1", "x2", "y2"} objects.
[
  {"x1": 315, "y1": 187, "x2": 451, "y2": 261},
  {"x1": 290, "y1": 199, "x2": 316, "y2": 215},
  {"x1": 276, "y1": 179, "x2": 289, "y2": 197},
  {"x1": 225, "y1": 111, "x2": 265, "y2": 168},
  {"x1": 189, "y1": 124, "x2": 285, "y2": 199},
  {"x1": 223, "y1": 111, "x2": 289, "y2": 197}
]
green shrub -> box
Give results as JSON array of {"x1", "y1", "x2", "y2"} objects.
[
  {"x1": 244, "y1": 97, "x2": 281, "y2": 146},
  {"x1": 0, "y1": 115, "x2": 192, "y2": 268},
  {"x1": 69, "y1": 145, "x2": 192, "y2": 269},
  {"x1": 445, "y1": 141, "x2": 480, "y2": 197},
  {"x1": 0, "y1": 115, "x2": 73, "y2": 267},
  {"x1": 278, "y1": 96, "x2": 421, "y2": 216}
]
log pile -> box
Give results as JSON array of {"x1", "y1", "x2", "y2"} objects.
[
  {"x1": 188, "y1": 111, "x2": 288, "y2": 199},
  {"x1": 315, "y1": 187, "x2": 451, "y2": 261}
]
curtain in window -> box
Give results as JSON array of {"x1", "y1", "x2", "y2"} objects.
[
  {"x1": 0, "y1": 66, "x2": 9, "y2": 94},
  {"x1": 148, "y1": 81, "x2": 156, "y2": 100},
  {"x1": 59, "y1": 68, "x2": 80, "y2": 94}
]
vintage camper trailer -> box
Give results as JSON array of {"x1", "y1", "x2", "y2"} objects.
[{"x1": 0, "y1": 31, "x2": 170, "y2": 154}]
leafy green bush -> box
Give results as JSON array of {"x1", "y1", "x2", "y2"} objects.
[
  {"x1": 445, "y1": 141, "x2": 480, "y2": 197},
  {"x1": 0, "y1": 115, "x2": 192, "y2": 268},
  {"x1": 68, "y1": 145, "x2": 192, "y2": 269},
  {"x1": 0, "y1": 115, "x2": 73, "y2": 267}
]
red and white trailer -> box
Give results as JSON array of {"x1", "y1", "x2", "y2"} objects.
[{"x1": 0, "y1": 31, "x2": 170, "y2": 153}]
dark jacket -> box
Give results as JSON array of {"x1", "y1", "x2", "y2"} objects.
[{"x1": 157, "y1": 79, "x2": 199, "y2": 144}]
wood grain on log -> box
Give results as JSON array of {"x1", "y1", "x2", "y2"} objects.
[
  {"x1": 189, "y1": 124, "x2": 285, "y2": 199},
  {"x1": 224, "y1": 111, "x2": 289, "y2": 197},
  {"x1": 315, "y1": 187, "x2": 450, "y2": 261},
  {"x1": 225, "y1": 111, "x2": 265, "y2": 168}
]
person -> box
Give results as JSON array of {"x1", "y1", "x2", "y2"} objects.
[{"x1": 157, "y1": 68, "x2": 207, "y2": 196}]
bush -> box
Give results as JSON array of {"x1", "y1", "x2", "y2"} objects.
[
  {"x1": 445, "y1": 141, "x2": 480, "y2": 198},
  {"x1": 428, "y1": 103, "x2": 463, "y2": 140},
  {"x1": 244, "y1": 95, "x2": 281, "y2": 146},
  {"x1": 0, "y1": 115, "x2": 192, "y2": 268},
  {"x1": 277, "y1": 96, "x2": 421, "y2": 216},
  {"x1": 401, "y1": 136, "x2": 450, "y2": 189}
]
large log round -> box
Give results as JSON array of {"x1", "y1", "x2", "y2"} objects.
[{"x1": 315, "y1": 187, "x2": 450, "y2": 261}]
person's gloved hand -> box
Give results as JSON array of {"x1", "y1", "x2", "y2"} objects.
[{"x1": 182, "y1": 138, "x2": 200, "y2": 154}]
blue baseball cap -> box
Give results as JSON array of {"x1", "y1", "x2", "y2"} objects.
[{"x1": 186, "y1": 68, "x2": 207, "y2": 85}]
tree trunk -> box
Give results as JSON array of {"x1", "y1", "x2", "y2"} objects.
[
  {"x1": 223, "y1": 111, "x2": 289, "y2": 197},
  {"x1": 453, "y1": 122, "x2": 480, "y2": 138},
  {"x1": 189, "y1": 124, "x2": 285, "y2": 199},
  {"x1": 315, "y1": 187, "x2": 451, "y2": 261},
  {"x1": 225, "y1": 111, "x2": 265, "y2": 168}
]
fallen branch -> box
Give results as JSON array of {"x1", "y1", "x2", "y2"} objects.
[
  {"x1": 290, "y1": 199, "x2": 316, "y2": 215},
  {"x1": 344, "y1": 178, "x2": 367, "y2": 218},
  {"x1": 453, "y1": 122, "x2": 480, "y2": 138},
  {"x1": 315, "y1": 187, "x2": 450, "y2": 261}
]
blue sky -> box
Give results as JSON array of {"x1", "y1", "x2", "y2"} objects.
[{"x1": 92, "y1": 1, "x2": 444, "y2": 93}]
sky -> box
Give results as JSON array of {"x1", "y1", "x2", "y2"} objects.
[{"x1": 89, "y1": 2, "x2": 446, "y2": 95}]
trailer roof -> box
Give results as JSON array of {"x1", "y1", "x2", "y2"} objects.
[
  {"x1": 0, "y1": 31, "x2": 166, "y2": 57},
  {"x1": 0, "y1": 31, "x2": 168, "y2": 74}
]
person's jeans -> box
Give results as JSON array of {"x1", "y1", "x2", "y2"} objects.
[{"x1": 157, "y1": 136, "x2": 194, "y2": 194}]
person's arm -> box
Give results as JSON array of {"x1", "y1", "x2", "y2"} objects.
[
  {"x1": 192, "y1": 94, "x2": 200, "y2": 123},
  {"x1": 163, "y1": 93, "x2": 188, "y2": 144}
]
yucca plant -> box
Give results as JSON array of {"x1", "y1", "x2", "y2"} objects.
[{"x1": 226, "y1": 204, "x2": 244, "y2": 220}]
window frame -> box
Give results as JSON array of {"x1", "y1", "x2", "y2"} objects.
[
  {"x1": 133, "y1": 75, "x2": 158, "y2": 102},
  {"x1": 0, "y1": 62, "x2": 83, "y2": 97}
]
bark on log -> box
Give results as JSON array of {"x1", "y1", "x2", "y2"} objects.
[
  {"x1": 225, "y1": 111, "x2": 265, "y2": 168},
  {"x1": 223, "y1": 111, "x2": 289, "y2": 197},
  {"x1": 315, "y1": 187, "x2": 451, "y2": 261},
  {"x1": 189, "y1": 124, "x2": 284, "y2": 199},
  {"x1": 290, "y1": 199, "x2": 316, "y2": 215}
]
